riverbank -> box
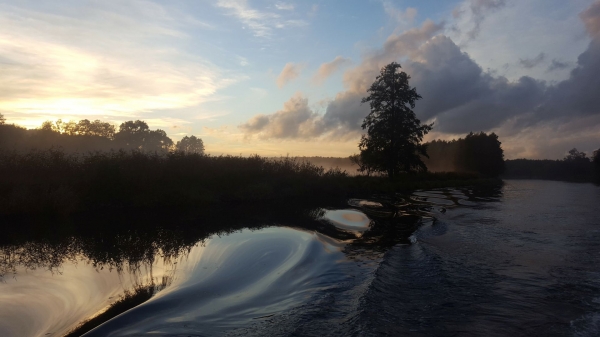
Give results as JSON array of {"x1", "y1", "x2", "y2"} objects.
[{"x1": 0, "y1": 149, "x2": 500, "y2": 222}]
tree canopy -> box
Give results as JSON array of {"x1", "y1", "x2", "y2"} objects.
[
  {"x1": 1, "y1": 118, "x2": 206, "y2": 155},
  {"x1": 40, "y1": 119, "x2": 116, "y2": 138},
  {"x1": 358, "y1": 62, "x2": 432, "y2": 178},
  {"x1": 0, "y1": 113, "x2": 5, "y2": 125},
  {"x1": 176, "y1": 135, "x2": 205, "y2": 154},
  {"x1": 423, "y1": 132, "x2": 505, "y2": 176},
  {"x1": 113, "y1": 120, "x2": 173, "y2": 152}
]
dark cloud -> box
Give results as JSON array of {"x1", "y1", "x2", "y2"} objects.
[
  {"x1": 321, "y1": 91, "x2": 369, "y2": 131},
  {"x1": 343, "y1": 20, "x2": 445, "y2": 93},
  {"x1": 519, "y1": 53, "x2": 545, "y2": 68},
  {"x1": 547, "y1": 59, "x2": 569, "y2": 72},
  {"x1": 405, "y1": 36, "x2": 493, "y2": 122}
]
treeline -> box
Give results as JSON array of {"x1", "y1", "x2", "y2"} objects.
[
  {"x1": 504, "y1": 148, "x2": 600, "y2": 183},
  {"x1": 0, "y1": 116, "x2": 204, "y2": 154},
  {"x1": 423, "y1": 132, "x2": 505, "y2": 176}
]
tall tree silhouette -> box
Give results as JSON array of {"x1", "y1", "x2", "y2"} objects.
[
  {"x1": 176, "y1": 135, "x2": 205, "y2": 154},
  {"x1": 0, "y1": 113, "x2": 5, "y2": 125},
  {"x1": 359, "y1": 62, "x2": 432, "y2": 178}
]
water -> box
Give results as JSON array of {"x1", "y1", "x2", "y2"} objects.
[{"x1": 1, "y1": 180, "x2": 599, "y2": 336}]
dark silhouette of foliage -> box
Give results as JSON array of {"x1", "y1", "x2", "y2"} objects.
[
  {"x1": 2, "y1": 119, "x2": 174, "y2": 154},
  {"x1": 0, "y1": 113, "x2": 5, "y2": 125},
  {"x1": 503, "y1": 148, "x2": 595, "y2": 182},
  {"x1": 359, "y1": 62, "x2": 432, "y2": 178},
  {"x1": 594, "y1": 148, "x2": 600, "y2": 184},
  {"x1": 462, "y1": 132, "x2": 505, "y2": 176},
  {"x1": 565, "y1": 148, "x2": 588, "y2": 161},
  {"x1": 423, "y1": 132, "x2": 505, "y2": 177},
  {"x1": 2, "y1": 122, "x2": 114, "y2": 153},
  {"x1": 176, "y1": 135, "x2": 205, "y2": 154},
  {"x1": 113, "y1": 120, "x2": 173, "y2": 152},
  {"x1": 0, "y1": 149, "x2": 494, "y2": 221},
  {"x1": 60, "y1": 119, "x2": 116, "y2": 138},
  {"x1": 349, "y1": 153, "x2": 374, "y2": 176}
]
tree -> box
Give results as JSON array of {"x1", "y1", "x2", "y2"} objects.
[
  {"x1": 349, "y1": 153, "x2": 373, "y2": 176},
  {"x1": 422, "y1": 132, "x2": 505, "y2": 176},
  {"x1": 75, "y1": 119, "x2": 116, "y2": 138},
  {"x1": 40, "y1": 120, "x2": 60, "y2": 132},
  {"x1": 563, "y1": 148, "x2": 592, "y2": 180},
  {"x1": 114, "y1": 120, "x2": 150, "y2": 150},
  {"x1": 176, "y1": 135, "x2": 205, "y2": 154},
  {"x1": 463, "y1": 132, "x2": 505, "y2": 176},
  {"x1": 114, "y1": 120, "x2": 173, "y2": 152},
  {"x1": 0, "y1": 113, "x2": 5, "y2": 125},
  {"x1": 564, "y1": 148, "x2": 588, "y2": 162},
  {"x1": 144, "y1": 129, "x2": 174, "y2": 152},
  {"x1": 359, "y1": 62, "x2": 432, "y2": 178}
]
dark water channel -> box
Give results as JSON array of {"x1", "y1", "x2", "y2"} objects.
[{"x1": 1, "y1": 180, "x2": 599, "y2": 336}]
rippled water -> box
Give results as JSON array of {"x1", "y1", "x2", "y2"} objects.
[{"x1": 1, "y1": 180, "x2": 599, "y2": 336}]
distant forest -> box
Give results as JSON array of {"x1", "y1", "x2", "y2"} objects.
[
  {"x1": 504, "y1": 149, "x2": 599, "y2": 183},
  {"x1": 424, "y1": 133, "x2": 599, "y2": 183},
  {"x1": 0, "y1": 117, "x2": 204, "y2": 154}
]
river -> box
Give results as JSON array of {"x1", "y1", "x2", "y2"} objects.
[{"x1": 1, "y1": 180, "x2": 599, "y2": 336}]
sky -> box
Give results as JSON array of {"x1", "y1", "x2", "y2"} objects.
[{"x1": 1, "y1": 0, "x2": 599, "y2": 159}]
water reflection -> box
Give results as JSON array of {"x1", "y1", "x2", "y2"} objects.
[
  {"x1": 86, "y1": 228, "x2": 347, "y2": 336},
  {"x1": 0, "y1": 184, "x2": 506, "y2": 336},
  {"x1": 322, "y1": 209, "x2": 371, "y2": 234}
]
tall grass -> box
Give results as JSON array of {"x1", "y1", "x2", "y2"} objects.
[
  {"x1": 0, "y1": 149, "x2": 347, "y2": 217},
  {"x1": 0, "y1": 149, "x2": 498, "y2": 221}
]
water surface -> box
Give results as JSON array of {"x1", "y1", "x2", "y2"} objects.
[{"x1": 1, "y1": 180, "x2": 599, "y2": 336}]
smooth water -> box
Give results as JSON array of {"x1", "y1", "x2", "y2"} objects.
[{"x1": 1, "y1": 180, "x2": 599, "y2": 336}]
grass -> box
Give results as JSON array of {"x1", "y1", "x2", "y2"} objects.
[{"x1": 0, "y1": 149, "x2": 500, "y2": 222}]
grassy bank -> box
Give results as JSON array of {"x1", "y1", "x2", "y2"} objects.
[{"x1": 0, "y1": 149, "x2": 499, "y2": 221}]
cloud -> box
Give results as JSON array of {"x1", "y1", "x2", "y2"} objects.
[
  {"x1": 216, "y1": 0, "x2": 306, "y2": 37},
  {"x1": 240, "y1": 20, "x2": 444, "y2": 139},
  {"x1": 382, "y1": 2, "x2": 417, "y2": 24},
  {"x1": 547, "y1": 59, "x2": 569, "y2": 72},
  {"x1": 275, "y1": 2, "x2": 294, "y2": 11},
  {"x1": 276, "y1": 63, "x2": 301, "y2": 88},
  {"x1": 343, "y1": 20, "x2": 445, "y2": 93},
  {"x1": 580, "y1": 0, "x2": 600, "y2": 37},
  {"x1": 239, "y1": 94, "x2": 323, "y2": 139},
  {"x1": 0, "y1": 1, "x2": 237, "y2": 129},
  {"x1": 216, "y1": 0, "x2": 278, "y2": 37},
  {"x1": 519, "y1": 53, "x2": 545, "y2": 68},
  {"x1": 453, "y1": 0, "x2": 507, "y2": 41},
  {"x1": 313, "y1": 56, "x2": 351, "y2": 84}
]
